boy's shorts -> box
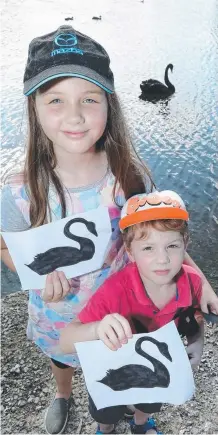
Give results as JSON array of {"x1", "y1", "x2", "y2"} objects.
[{"x1": 88, "y1": 394, "x2": 162, "y2": 424}]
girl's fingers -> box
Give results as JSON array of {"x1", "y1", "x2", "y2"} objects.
[
  {"x1": 42, "y1": 273, "x2": 54, "y2": 301},
  {"x1": 58, "y1": 271, "x2": 70, "y2": 298},
  {"x1": 42, "y1": 271, "x2": 71, "y2": 302},
  {"x1": 69, "y1": 277, "x2": 80, "y2": 289},
  {"x1": 51, "y1": 271, "x2": 64, "y2": 302}
]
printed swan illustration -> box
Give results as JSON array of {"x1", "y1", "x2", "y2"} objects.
[
  {"x1": 26, "y1": 218, "x2": 98, "y2": 275},
  {"x1": 139, "y1": 64, "x2": 175, "y2": 102},
  {"x1": 98, "y1": 336, "x2": 172, "y2": 391}
]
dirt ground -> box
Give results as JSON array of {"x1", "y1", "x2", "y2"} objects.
[{"x1": 1, "y1": 291, "x2": 218, "y2": 434}]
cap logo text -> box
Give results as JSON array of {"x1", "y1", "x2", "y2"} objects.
[{"x1": 51, "y1": 33, "x2": 83, "y2": 56}]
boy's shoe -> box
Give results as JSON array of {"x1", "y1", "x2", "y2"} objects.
[
  {"x1": 129, "y1": 417, "x2": 163, "y2": 434},
  {"x1": 96, "y1": 425, "x2": 115, "y2": 434},
  {"x1": 44, "y1": 394, "x2": 73, "y2": 434}
]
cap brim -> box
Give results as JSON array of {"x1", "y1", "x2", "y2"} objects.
[
  {"x1": 23, "y1": 65, "x2": 114, "y2": 95},
  {"x1": 119, "y1": 207, "x2": 189, "y2": 231}
]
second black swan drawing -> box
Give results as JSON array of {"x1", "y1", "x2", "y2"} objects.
[
  {"x1": 26, "y1": 218, "x2": 98, "y2": 275},
  {"x1": 98, "y1": 336, "x2": 172, "y2": 391}
]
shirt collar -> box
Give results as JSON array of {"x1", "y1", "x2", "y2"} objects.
[{"x1": 130, "y1": 264, "x2": 192, "y2": 313}]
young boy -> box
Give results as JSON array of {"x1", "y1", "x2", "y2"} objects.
[{"x1": 60, "y1": 190, "x2": 204, "y2": 435}]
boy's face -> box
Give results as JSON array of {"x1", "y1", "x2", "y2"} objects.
[{"x1": 128, "y1": 227, "x2": 186, "y2": 287}]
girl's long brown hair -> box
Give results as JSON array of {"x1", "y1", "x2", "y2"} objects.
[{"x1": 25, "y1": 85, "x2": 155, "y2": 227}]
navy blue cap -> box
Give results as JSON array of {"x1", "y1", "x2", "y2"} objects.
[{"x1": 23, "y1": 25, "x2": 114, "y2": 95}]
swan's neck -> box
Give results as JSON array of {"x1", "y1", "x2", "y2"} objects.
[
  {"x1": 136, "y1": 337, "x2": 164, "y2": 373},
  {"x1": 164, "y1": 66, "x2": 175, "y2": 90},
  {"x1": 64, "y1": 218, "x2": 90, "y2": 244}
]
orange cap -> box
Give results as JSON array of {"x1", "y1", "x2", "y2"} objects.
[{"x1": 119, "y1": 190, "x2": 189, "y2": 232}]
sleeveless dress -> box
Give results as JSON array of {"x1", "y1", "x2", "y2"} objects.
[{"x1": 2, "y1": 170, "x2": 127, "y2": 366}]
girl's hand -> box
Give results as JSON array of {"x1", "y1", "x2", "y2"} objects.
[
  {"x1": 97, "y1": 313, "x2": 132, "y2": 351},
  {"x1": 200, "y1": 280, "x2": 218, "y2": 315},
  {"x1": 42, "y1": 271, "x2": 73, "y2": 303}
]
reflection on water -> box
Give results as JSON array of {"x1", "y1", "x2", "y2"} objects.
[{"x1": 1, "y1": 0, "x2": 218, "y2": 295}]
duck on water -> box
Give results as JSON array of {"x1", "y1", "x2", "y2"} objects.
[{"x1": 139, "y1": 64, "x2": 175, "y2": 102}]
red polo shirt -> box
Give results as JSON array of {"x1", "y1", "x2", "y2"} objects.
[{"x1": 79, "y1": 263, "x2": 202, "y2": 333}]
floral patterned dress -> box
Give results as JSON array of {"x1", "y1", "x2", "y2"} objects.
[{"x1": 1, "y1": 170, "x2": 127, "y2": 366}]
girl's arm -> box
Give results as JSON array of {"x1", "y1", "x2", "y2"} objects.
[
  {"x1": 1, "y1": 235, "x2": 16, "y2": 272},
  {"x1": 184, "y1": 252, "x2": 218, "y2": 314}
]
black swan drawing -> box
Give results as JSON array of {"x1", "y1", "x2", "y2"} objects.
[
  {"x1": 26, "y1": 218, "x2": 98, "y2": 275},
  {"x1": 98, "y1": 336, "x2": 172, "y2": 391},
  {"x1": 139, "y1": 64, "x2": 175, "y2": 102}
]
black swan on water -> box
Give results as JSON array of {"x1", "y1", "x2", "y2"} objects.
[
  {"x1": 92, "y1": 15, "x2": 102, "y2": 20},
  {"x1": 26, "y1": 218, "x2": 98, "y2": 275},
  {"x1": 139, "y1": 64, "x2": 175, "y2": 102},
  {"x1": 98, "y1": 336, "x2": 172, "y2": 391}
]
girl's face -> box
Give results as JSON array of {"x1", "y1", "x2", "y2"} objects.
[
  {"x1": 35, "y1": 77, "x2": 108, "y2": 157},
  {"x1": 128, "y1": 228, "x2": 185, "y2": 288}
]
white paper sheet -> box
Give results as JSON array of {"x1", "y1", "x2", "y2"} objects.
[
  {"x1": 2, "y1": 206, "x2": 112, "y2": 290},
  {"x1": 75, "y1": 322, "x2": 195, "y2": 410}
]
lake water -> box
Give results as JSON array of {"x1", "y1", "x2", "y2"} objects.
[{"x1": 1, "y1": 0, "x2": 218, "y2": 296}]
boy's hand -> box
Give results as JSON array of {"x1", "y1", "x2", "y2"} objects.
[
  {"x1": 186, "y1": 334, "x2": 204, "y2": 369},
  {"x1": 97, "y1": 313, "x2": 132, "y2": 351},
  {"x1": 42, "y1": 271, "x2": 74, "y2": 302}
]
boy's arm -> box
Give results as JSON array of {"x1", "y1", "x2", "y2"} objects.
[
  {"x1": 184, "y1": 252, "x2": 218, "y2": 314},
  {"x1": 60, "y1": 313, "x2": 133, "y2": 353},
  {"x1": 1, "y1": 235, "x2": 16, "y2": 272},
  {"x1": 59, "y1": 319, "x2": 100, "y2": 354},
  {"x1": 59, "y1": 281, "x2": 112, "y2": 353},
  {"x1": 59, "y1": 272, "x2": 131, "y2": 353}
]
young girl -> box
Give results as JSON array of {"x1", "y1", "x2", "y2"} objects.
[
  {"x1": 60, "y1": 190, "x2": 205, "y2": 435},
  {"x1": 1, "y1": 25, "x2": 218, "y2": 435}
]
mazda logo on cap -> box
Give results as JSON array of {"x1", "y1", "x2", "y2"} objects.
[{"x1": 55, "y1": 33, "x2": 77, "y2": 47}]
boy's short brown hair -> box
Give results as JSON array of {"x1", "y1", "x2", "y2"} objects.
[{"x1": 122, "y1": 219, "x2": 189, "y2": 250}]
